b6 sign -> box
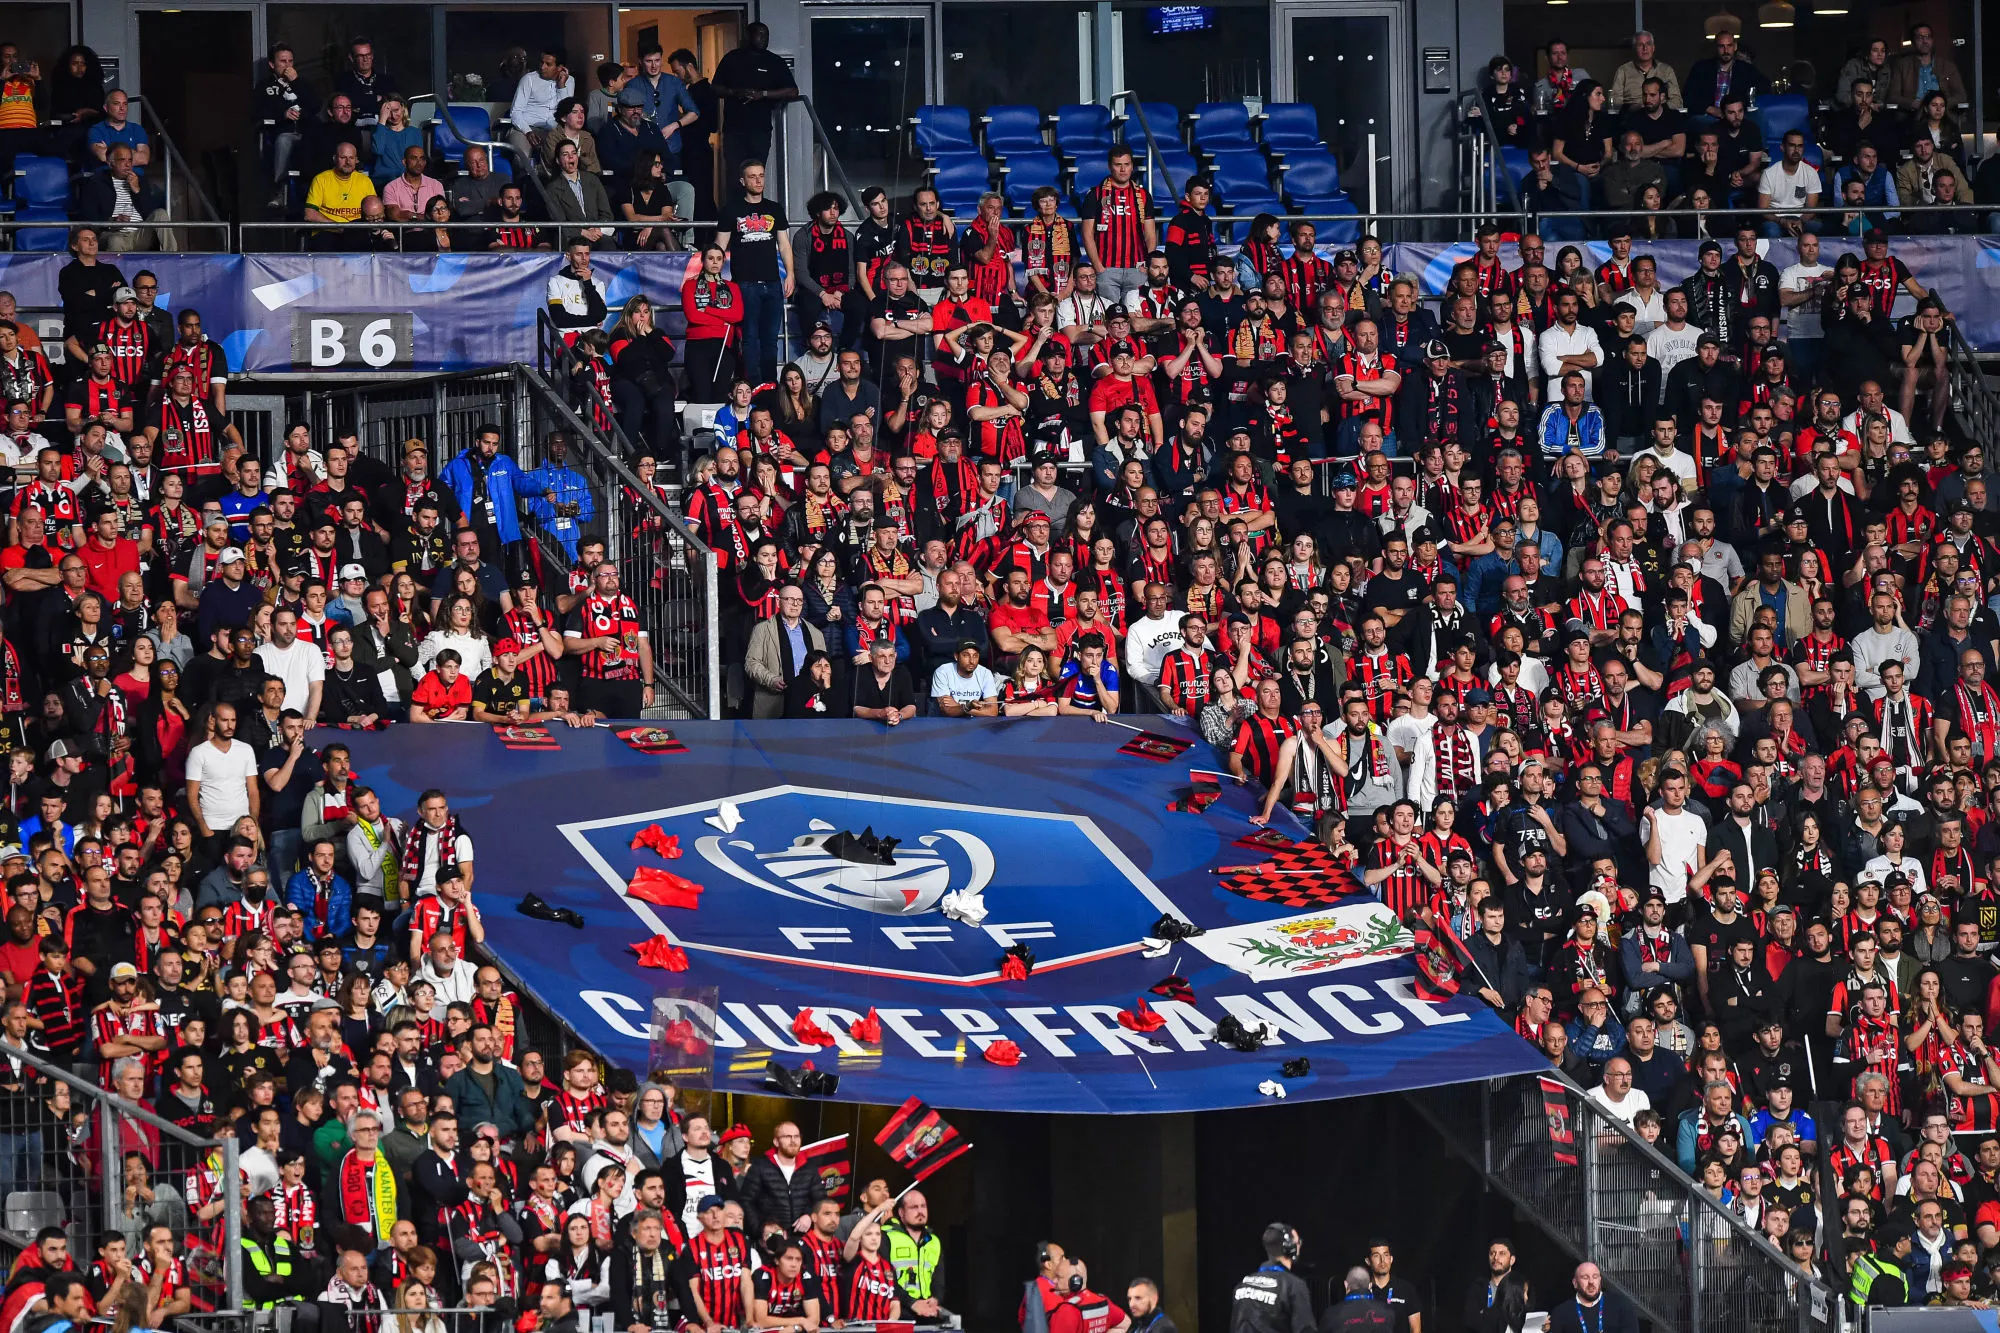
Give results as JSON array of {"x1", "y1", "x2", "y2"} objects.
[{"x1": 291, "y1": 312, "x2": 414, "y2": 370}]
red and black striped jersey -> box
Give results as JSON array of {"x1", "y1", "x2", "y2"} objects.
[
  {"x1": 801, "y1": 1233, "x2": 843, "y2": 1321},
  {"x1": 1083, "y1": 180, "x2": 1151, "y2": 270},
  {"x1": 24, "y1": 969, "x2": 84, "y2": 1052},
  {"x1": 844, "y1": 1253, "x2": 901, "y2": 1322},
  {"x1": 752, "y1": 1267, "x2": 816, "y2": 1319},
  {"x1": 93, "y1": 316, "x2": 151, "y2": 387},
  {"x1": 688, "y1": 1230, "x2": 752, "y2": 1326},
  {"x1": 1371, "y1": 837, "x2": 1430, "y2": 919},
  {"x1": 554, "y1": 1086, "x2": 606, "y2": 1135},
  {"x1": 1232, "y1": 713, "x2": 1296, "y2": 789}
]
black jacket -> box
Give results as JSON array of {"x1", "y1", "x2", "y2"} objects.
[
  {"x1": 663, "y1": 1149, "x2": 739, "y2": 1229},
  {"x1": 1593, "y1": 358, "x2": 1662, "y2": 443},
  {"x1": 411, "y1": 1146, "x2": 471, "y2": 1244},
  {"x1": 1318, "y1": 1299, "x2": 1393, "y2": 1333},
  {"x1": 77, "y1": 168, "x2": 165, "y2": 225},
  {"x1": 1229, "y1": 1267, "x2": 1316, "y2": 1333},
  {"x1": 739, "y1": 1152, "x2": 828, "y2": 1241},
  {"x1": 1462, "y1": 1273, "x2": 1530, "y2": 1333}
]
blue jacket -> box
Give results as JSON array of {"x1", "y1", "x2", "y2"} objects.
[
  {"x1": 1535, "y1": 403, "x2": 1606, "y2": 459},
  {"x1": 285, "y1": 867, "x2": 354, "y2": 938},
  {"x1": 519, "y1": 462, "x2": 597, "y2": 559},
  {"x1": 440, "y1": 450, "x2": 527, "y2": 546},
  {"x1": 627, "y1": 73, "x2": 701, "y2": 164},
  {"x1": 1565, "y1": 1013, "x2": 1627, "y2": 1067},
  {"x1": 1676, "y1": 1108, "x2": 1754, "y2": 1174},
  {"x1": 442, "y1": 1058, "x2": 538, "y2": 1139}
]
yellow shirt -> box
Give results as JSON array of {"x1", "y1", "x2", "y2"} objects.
[{"x1": 304, "y1": 169, "x2": 375, "y2": 224}]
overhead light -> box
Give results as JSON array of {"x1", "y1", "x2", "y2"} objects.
[
  {"x1": 1704, "y1": 12, "x2": 1743, "y2": 38},
  {"x1": 1812, "y1": 0, "x2": 1848, "y2": 11},
  {"x1": 1758, "y1": 0, "x2": 1795, "y2": 25}
]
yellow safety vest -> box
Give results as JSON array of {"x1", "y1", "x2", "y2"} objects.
[
  {"x1": 242, "y1": 1234, "x2": 296, "y2": 1309},
  {"x1": 883, "y1": 1222, "x2": 940, "y2": 1301}
]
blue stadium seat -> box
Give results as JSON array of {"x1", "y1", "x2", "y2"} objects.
[
  {"x1": 1260, "y1": 103, "x2": 1323, "y2": 154},
  {"x1": 1191, "y1": 102, "x2": 1256, "y2": 154},
  {"x1": 1208, "y1": 149, "x2": 1272, "y2": 196},
  {"x1": 1281, "y1": 150, "x2": 1341, "y2": 205},
  {"x1": 1314, "y1": 195, "x2": 1361, "y2": 245},
  {"x1": 1123, "y1": 102, "x2": 1183, "y2": 152},
  {"x1": 1054, "y1": 104, "x2": 1114, "y2": 160},
  {"x1": 14, "y1": 156, "x2": 68, "y2": 209},
  {"x1": 14, "y1": 206, "x2": 69, "y2": 250},
  {"x1": 913, "y1": 105, "x2": 978, "y2": 158},
  {"x1": 1000, "y1": 149, "x2": 1061, "y2": 210},
  {"x1": 432, "y1": 105, "x2": 491, "y2": 166},
  {"x1": 1756, "y1": 94, "x2": 1812, "y2": 149},
  {"x1": 1500, "y1": 146, "x2": 1532, "y2": 190},
  {"x1": 983, "y1": 105, "x2": 1045, "y2": 156},
  {"x1": 1137, "y1": 153, "x2": 1199, "y2": 205},
  {"x1": 932, "y1": 152, "x2": 992, "y2": 212}
]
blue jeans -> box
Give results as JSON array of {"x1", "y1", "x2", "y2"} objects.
[
  {"x1": 0, "y1": 1130, "x2": 43, "y2": 1200},
  {"x1": 266, "y1": 828, "x2": 302, "y2": 882},
  {"x1": 739, "y1": 281, "x2": 784, "y2": 386}
]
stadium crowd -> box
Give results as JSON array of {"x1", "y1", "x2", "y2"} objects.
[{"x1": 12, "y1": 13, "x2": 2000, "y2": 1331}]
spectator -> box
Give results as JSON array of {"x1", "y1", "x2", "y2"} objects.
[
  {"x1": 368, "y1": 98, "x2": 423, "y2": 188},
  {"x1": 77, "y1": 144, "x2": 167, "y2": 254},
  {"x1": 380, "y1": 146, "x2": 444, "y2": 223},
  {"x1": 710, "y1": 22, "x2": 795, "y2": 173},
  {"x1": 1608, "y1": 30, "x2": 1679, "y2": 110},
  {"x1": 1883, "y1": 23, "x2": 1968, "y2": 108},
  {"x1": 335, "y1": 35, "x2": 396, "y2": 129},
  {"x1": 1684, "y1": 30, "x2": 1768, "y2": 119},
  {"x1": 258, "y1": 44, "x2": 315, "y2": 207},
  {"x1": 507, "y1": 47, "x2": 575, "y2": 165},
  {"x1": 86, "y1": 89, "x2": 148, "y2": 167},
  {"x1": 546, "y1": 140, "x2": 615, "y2": 248}
]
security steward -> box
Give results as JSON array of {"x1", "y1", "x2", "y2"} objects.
[
  {"x1": 1050, "y1": 1260, "x2": 1128, "y2": 1333},
  {"x1": 883, "y1": 1188, "x2": 945, "y2": 1322},
  {"x1": 1325, "y1": 1269, "x2": 1395, "y2": 1333},
  {"x1": 1849, "y1": 1228, "x2": 1912, "y2": 1313},
  {"x1": 1229, "y1": 1224, "x2": 1315, "y2": 1333},
  {"x1": 1021, "y1": 1241, "x2": 1070, "y2": 1333},
  {"x1": 242, "y1": 1193, "x2": 318, "y2": 1322}
]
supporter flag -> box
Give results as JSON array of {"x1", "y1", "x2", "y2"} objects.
[
  {"x1": 496, "y1": 724, "x2": 561, "y2": 752},
  {"x1": 797, "y1": 1134, "x2": 853, "y2": 1202},
  {"x1": 1408, "y1": 912, "x2": 1481, "y2": 1003},
  {"x1": 1118, "y1": 732, "x2": 1193, "y2": 762},
  {"x1": 1539, "y1": 1076, "x2": 1577, "y2": 1166},
  {"x1": 1218, "y1": 844, "x2": 1361, "y2": 909},
  {"x1": 618, "y1": 726, "x2": 689, "y2": 755},
  {"x1": 875, "y1": 1097, "x2": 973, "y2": 1182},
  {"x1": 1166, "y1": 771, "x2": 1221, "y2": 813}
]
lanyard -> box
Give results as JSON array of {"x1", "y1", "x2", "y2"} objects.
[{"x1": 1576, "y1": 1299, "x2": 1604, "y2": 1333}]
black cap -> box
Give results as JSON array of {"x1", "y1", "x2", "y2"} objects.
[
  {"x1": 1696, "y1": 332, "x2": 1721, "y2": 348},
  {"x1": 1334, "y1": 248, "x2": 1358, "y2": 265},
  {"x1": 1864, "y1": 226, "x2": 1889, "y2": 244},
  {"x1": 1699, "y1": 239, "x2": 1723, "y2": 257},
  {"x1": 1422, "y1": 338, "x2": 1450, "y2": 359}
]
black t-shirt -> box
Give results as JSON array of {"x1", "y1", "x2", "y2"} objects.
[
  {"x1": 1629, "y1": 107, "x2": 1688, "y2": 150},
  {"x1": 712, "y1": 46, "x2": 797, "y2": 127},
  {"x1": 851, "y1": 665, "x2": 914, "y2": 714},
  {"x1": 1688, "y1": 909, "x2": 1759, "y2": 978},
  {"x1": 720, "y1": 196, "x2": 790, "y2": 284},
  {"x1": 473, "y1": 667, "x2": 531, "y2": 714},
  {"x1": 1366, "y1": 567, "x2": 1428, "y2": 615}
]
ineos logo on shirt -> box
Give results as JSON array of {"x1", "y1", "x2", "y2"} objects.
[{"x1": 292, "y1": 312, "x2": 414, "y2": 369}]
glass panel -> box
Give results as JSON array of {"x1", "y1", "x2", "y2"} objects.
[
  {"x1": 268, "y1": 5, "x2": 438, "y2": 105},
  {"x1": 811, "y1": 15, "x2": 927, "y2": 199},
  {"x1": 445, "y1": 8, "x2": 612, "y2": 106},
  {"x1": 943, "y1": 4, "x2": 1087, "y2": 113},
  {"x1": 1289, "y1": 13, "x2": 1389, "y2": 176},
  {"x1": 1115, "y1": 2, "x2": 1269, "y2": 106}
]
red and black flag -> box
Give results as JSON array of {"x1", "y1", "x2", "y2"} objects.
[
  {"x1": 1408, "y1": 909, "x2": 1483, "y2": 1003},
  {"x1": 1167, "y1": 771, "x2": 1221, "y2": 813},
  {"x1": 1218, "y1": 843, "x2": 1362, "y2": 909},
  {"x1": 1539, "y1": 1075, "x2": 1578, "y2": 1166},
  {"x1": 618, "y1": 726, "x2": 688, "y2": 754},
  {"x1": 875, "y1": 1097, "x2": 972, "y2": 1182},
  {"x1": 495, "y1": 724, "x2": 561, "y2": 752},
  {"x1": 797, "y1": 1134, "x2": 853, "y2": 1202},
  {"x1": 1235, "y1": 829, "x2": 1299, "y2": 851},
  {"x1": 1119, "y1": 731, "x2": 1194, "y2": 762}
]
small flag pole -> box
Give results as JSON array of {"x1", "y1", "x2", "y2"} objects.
[{"x1": 1134, "y1": 1051, "x2": 1159, "y2": 1090}]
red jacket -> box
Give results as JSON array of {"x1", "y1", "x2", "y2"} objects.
[{"x1": 681, "y1": 276, "x2": 745, "y2": 342}]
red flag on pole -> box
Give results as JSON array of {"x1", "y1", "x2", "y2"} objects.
[
  {"x1": 874, "y1": 1097, "x2": 973, "y2": 1182},
  {"x1": 1539, "y1": 1075, "x2": 1577, "y2": 1166},
  {"x1": 796, "y1": 1134, "x2": 853, "y2": 1202}
]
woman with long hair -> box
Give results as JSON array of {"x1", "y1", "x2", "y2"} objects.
[
  {"x1": 1001, "y1": 647, "x2": 1059, "y2": 717},
  {"x1": 1551, "y1": 81, "x2": 1612, "y2": 183},
  {"x1": 609, "y1": 292, "x2": 680, "y2": 460},
  {"x1": 681, "y1": 246, "x2": 743, "y2": 401},
  {"x1": 416, "y1": 593, "x2": 492, "y2": 679},
  {"x1": 403, "y1": 195, "x2": 459, "y2": 253},
  {"x1": 1235, "y1": 213, "x2": 1284, "y2": 289},
  {"x1": 759, "y1": 363, "x2": 820, "y2": 451},
  {"x1": 623, "y1": 148, "x2": 681, "y2": 251}
]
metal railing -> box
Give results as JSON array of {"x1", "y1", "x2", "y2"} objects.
[
  {"x1": 534, "y1": 311, "x2": 721, "y2": 719},
  {"x1": 305, "y1": 354, "x2": 721, "y2": 719},
  {"x1": 1407, "y1": 1071, "x2": 1836, "y2": 1333},
  {"x1": 1944, "y1": 316, "x2": 2000, "y2": 443},
  {"x1": 1110, "y1": 91, "x2": 1187, "y2": 206},
  {"x1": 131, "y1": 93, "x2": 226, "y2": 247},
  {"x1": 0, "y1": 1039, "x2": 242, "y2": 1315}
]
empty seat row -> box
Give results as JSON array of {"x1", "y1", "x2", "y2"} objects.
[
  {"x1": 3, "y1": 155, "x2": 78, "y2": 251},
  {"x1": 914, "y1": 100, "x2": 1332, "y2": 164}
]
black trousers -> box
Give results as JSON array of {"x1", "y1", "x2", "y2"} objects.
[{"x1": 582, "y1": 677, "x2": 645, "y2": 719}]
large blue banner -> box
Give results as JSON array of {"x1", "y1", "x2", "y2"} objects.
[{"x1": 332, "y1": 719, "x2": 1545, "y2": 1114}]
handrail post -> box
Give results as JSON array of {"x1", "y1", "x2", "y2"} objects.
[
  {"x1": 97, "y1": 1097, "x2": 119, "y2": 1246},
  {"x1": 1581, "y1": 1110, "x2": 1599, "y2": 1264},
  {"x1": 705, "y1": 550, "x2": 722, "y2": 719},
  {"x1": 223, "y1": 1136, "x2": 243, "y2": 1312}
]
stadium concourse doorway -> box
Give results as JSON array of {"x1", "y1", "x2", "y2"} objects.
[
  {"x1": 703, "y1": 1090, "x2": 1563, "y2": 1333},
  {"x1": 131, "y1": 7, "x2": 257, "y2": 221}
]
